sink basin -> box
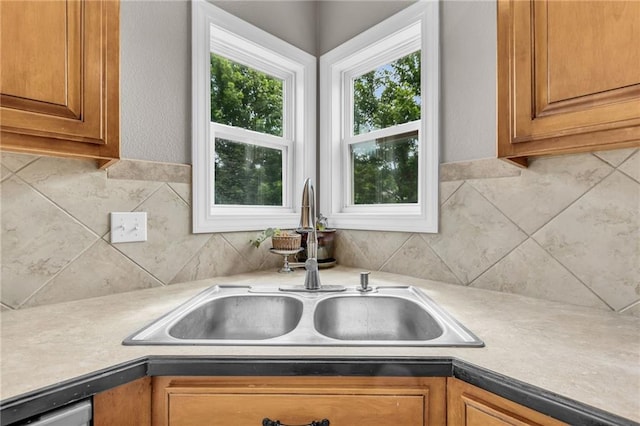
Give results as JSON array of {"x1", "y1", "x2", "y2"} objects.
[
  {"x1": 123, "y1": 284, "x2": 483, "y2": 347},
  {"x1": 169, "y1": 295, "x2": 303, "y2": 340},
  {"x1": 314, "y1": 296, "x2": 443, "y2": 341}
]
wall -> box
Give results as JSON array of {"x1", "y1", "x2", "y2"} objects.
[
  {"x1": 120, "y1": 0, "x2": 191, "y2": 164},
  {"x1": 120, "y1": 0, "x2": 496, "y2": 163},
  {"x1": 335, "y1": 149, "x2": 640, "y2": 316},
  {"x1": 317, "y1": 1, "x2": 414, "y2": 55},
  {"x1": 2, "y1": 149, "x2": 638, "y2": 317},
  {"x1": 0, "y1": 153, "x2": 282, "y2": 310},
  {"x1": 2, "y1": 2, "x2": 637, "y2": 316}
]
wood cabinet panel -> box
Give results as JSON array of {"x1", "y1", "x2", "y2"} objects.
[
  {"x1": 93, "y1": 377, "x2": 151, "y2": 426},
  {"x1": 497, "y1": 0, "x2": 640, "y2": 166},
  {"x1": 447, "y1": 378, "x2": 567, "y2": 426},
  {"x1": 0, "y1": 0, "x2": 120, "y2": 167},
  {"x1": 153, "y1": 376, "x2": 446, "y2": 426}
]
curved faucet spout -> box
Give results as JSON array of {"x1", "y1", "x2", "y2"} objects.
[{"x1": 298, "y1": 178, "x2": 320, "y2": 290}]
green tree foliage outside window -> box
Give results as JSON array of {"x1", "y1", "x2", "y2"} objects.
[
  {"x1": 352, "y1": 51, "x2": 421, "y2": 204},
  {"x1": 210, "y1": 53, "x2": 285, "y2": 206},
  {"x1": 351, "y1": 132, "x2": 418, "y2": 204},
  {"x1": 211, "y1": 53, "x2": 283, "y2": 136},
  {"x1": 214, "y1": 138, "x2": 283, "y2": 206}
]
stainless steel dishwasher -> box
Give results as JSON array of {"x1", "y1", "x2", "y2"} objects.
[{"x1": 16, "y1": 400, "x2": 91, "y2": 426}]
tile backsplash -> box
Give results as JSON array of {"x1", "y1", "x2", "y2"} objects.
[
  {"x1": 337, "y1": 148, "x2": 640, "y2": 316},
  {"x1": 1, "y1": 149, "x2": 639, "y2": 316}
]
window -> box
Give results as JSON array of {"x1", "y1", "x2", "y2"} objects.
[
  {"x1": 192, "y1": 1, "x2": 315, "y2": 233},
  {"x1": 320, "y1": 2, "x2": 439, "y2": 232}
]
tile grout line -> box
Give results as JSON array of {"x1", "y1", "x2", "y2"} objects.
[
  {"x1": 439, "y1": 180, "x2": 464, "y2": 206},
  {"x1": 165, "y1": 182, "x2": 191, "y2": 206},
  {"x1": 10, "y1": 172, "x2": 102, "y2": 240},
  {"x1": 528, "y1": 237, "x2": 615, "y2": 311},
  {"x1": 459, "y1": 182, "x2": 529, "y2": 285},
  {"x1": 527, "y1": 167, "x2": 620, "y2": 305},
  {"x1": 17, "y1": 238, "x2": 103, "y2": 309},
  {"x1": 429, "y1": 180, "x2": 469, "y2": 285},
  {"x1": 376, "y1": 233, "x2": 413, "y2": 272},
  {"x1": 465, "y1": 163, "x2": 618, "y2": 308},
  {"x1": 165, "y1": 233, "x2": 217, "y2": 285},
  {"x1": 415, "y1": 233, "x2": 463, "y2": 285},
  {"x1": 108, "y1": 240, "x2": 169, "y2": 287},
  {"x1": 618, "y1": 297, "x2": 640, "y2": 314}
]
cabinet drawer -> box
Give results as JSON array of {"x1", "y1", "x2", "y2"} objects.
[
  {"x1": 169, "y1": 393, "x2": 424, "y2": 426},
  {"x1": 152, "y1": 376, "x2": 446, "y2": 426}
]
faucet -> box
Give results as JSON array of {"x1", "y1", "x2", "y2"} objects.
[
  {"x1": 278, "y1": 178, "x2": 344, "y2": 293},
  {"x1": 298, "y1": 178, "x2": 321, "y2": 290}
]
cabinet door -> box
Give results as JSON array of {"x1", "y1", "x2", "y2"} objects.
[
  {"x1": 447, "y1": 378, "x2": 566, "y2": 426},
  {"x1": 153, "y1": 376, "x2": 446, "y2": 426},
  {"x1": 497, "y1": 0, "x2": 640, "y2": 165},
  {"x1": 0, "y1": 0, "x2": 120, "y2": 167}
]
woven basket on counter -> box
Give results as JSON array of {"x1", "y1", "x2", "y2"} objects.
[{"x1": 271, "y1": 234, "x2": 302, "y2": 251}]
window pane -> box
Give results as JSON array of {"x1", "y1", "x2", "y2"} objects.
[
  {"x1": 214, "y1": 138, "x2": 283, "y2": 206},
  {"x1": 210, "y1": 53, "x2": 284, "y2": 137},
  {"x1": 351, "y1": 131, "x2": 418, "y2": 204},
  {"x1": 353, "y1": 51, "x2": 421, "y2": 135}
]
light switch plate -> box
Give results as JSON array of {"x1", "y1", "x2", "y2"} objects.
[{"x1": 110, "y1": 212, "x2": 147, "y2": 243}]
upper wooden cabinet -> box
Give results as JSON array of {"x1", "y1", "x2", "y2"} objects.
[
  {"x1": 0, "y1": 0, "x2": 120, "y2": 167},
  {"x1": 497, "y1": 0, "x2": 640, "y2": 166}
]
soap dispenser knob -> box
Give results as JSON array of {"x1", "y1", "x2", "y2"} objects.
[{"x1": 359, "y1": 271, "x2": 371, "y2": 292}]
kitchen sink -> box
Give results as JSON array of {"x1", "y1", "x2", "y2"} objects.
[
  {"x1": 314, "y1": 295, "x2": 444, "y2": 341},
  {"x1": 123, "y1": 285, "x2": 483, "y2": 347},
  {"x1": 169, "y1": 295, "x2": 303, "y2": 340}
]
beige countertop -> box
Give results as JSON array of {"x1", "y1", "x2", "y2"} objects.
[{"x1": 1, "y1": 267, "x2": 639, "y2": 422}]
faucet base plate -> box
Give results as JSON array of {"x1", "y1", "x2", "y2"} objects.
[{"x1": 279, "y1": 285, "x2": 346, "y2": 293}]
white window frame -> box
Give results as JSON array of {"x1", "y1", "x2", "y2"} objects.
[
  {"x1": 319, "y1": 1, "x2": 439, "y2": 233},
  {"x1": 192, "y1": 0, "x2": 316, "y2": 233}
]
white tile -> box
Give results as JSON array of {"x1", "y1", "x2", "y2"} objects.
[
  {"x1": 171, "y1": 234, "x2": 253, "y2": 283},
  {"x1": 468, "y1": 153, "x2": 612, "y2": 234},
  {"x1": 440, "y1": 158, "x2": 521, "y2": 181},
  {"x1": 17, "y1": 156, "x2": 162, "y2": 236},
  {"x1": 222, "y1": 231, "x2": 275, "y2": 270},
  {"x1": 338, "y1": 230, "x2": 412, "y2": 271},
  {"x1": 1, "y1": 176, "x2": 97, "y2": 307},
  {"x1": 0, "y1": 152, "x2": 38, "y2": 172},
  {"x1": 114, "y1": 185, "x2": 210, "y2": 283},
  {"x1": 472, "y1": 239, "x2": 609, "y2": 309},
  {"x1": 1, "y1": 165, "x2": 11, "y2": 181},
  {"x1": 593, "y1": 148, "x2": 638, "y2": 167},
  {"x1": 618, "y1": 150, "x2": 640, "y2": 183},
  {"x1": 168, "y1": 182, "x2": 191, "y2": 205},
  {"x1": 619, "y1": 300, "x2": 640, "y2": 317},
  {"x1": 22, "y1": 240, "x2": 163, "y2": 307},
  {"x1": 333, "y1": 230, "x2": 370, "y2": 269},
  {"x1": 533, "y1": 171, "x2": 640, "y2": 311},
  {"x1": 423, "y1": 183, "x2": 528, "y2": 284},
  {"x1": 440, "y1": 180, "x2": 463, "y2": 205},
  {"x1": 382, "y1": 235, "x2": 461, "y2": 284},
  {"x1": 107, "y1": 159, "x2": 191, "y2": 183}
]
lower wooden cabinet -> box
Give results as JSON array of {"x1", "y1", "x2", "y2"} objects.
[
  {"x1": 93, "y1": 376, "x2": 572, "y2": 426},
  {"x1": 447, "y1": 378, "x2": 566, "y2": 426},
  {"x1": 93, "y1": 377, "x2": 151, "y2": 426},
  {"x1": 152, "y1": 376, "x2": 446, "y2": 426}
]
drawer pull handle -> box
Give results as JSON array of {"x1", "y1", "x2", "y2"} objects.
[{"x1": 262, "y1": 418, "x2": 330, "y2": 426}]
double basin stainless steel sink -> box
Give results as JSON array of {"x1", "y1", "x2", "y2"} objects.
[{"x1": 123, "y1": 285, "x2": 484, "y2": 347}]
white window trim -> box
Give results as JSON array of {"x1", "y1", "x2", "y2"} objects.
[
  {"x1": 192, "y1": 0, "x2": 316, "y2": 233},
  {"x1": 319, "y1": 1, "x2": 439, "y2": 233}
]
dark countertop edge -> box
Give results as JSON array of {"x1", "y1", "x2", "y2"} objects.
[
  {"x1": 451, "y1": 359, "x2": 638, "y2": 426},
  {"x1": 1, "y1": 356, "x2": 637, "y2": 426}
]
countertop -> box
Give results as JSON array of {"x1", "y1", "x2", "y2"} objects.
[{"x1": 1, "y1": 267, "x2": 639, "y2": 422}]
